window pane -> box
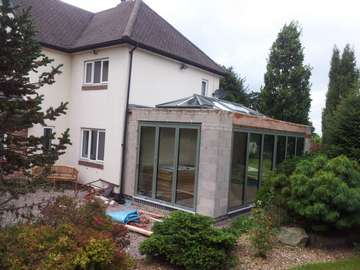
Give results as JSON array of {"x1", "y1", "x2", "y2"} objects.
[
  {"x1": 156, "y1": 128, "x2": 176, "y2": 202},
  {"x1": 85, "y1": 63, "x2": 92, "y2": 83},
  {"x1": 90, "y1": 130, "x2": 98, "y2": 160},
  {"x1": 82, "y1": 130, "x2": 89, "y2": 158},
  {"x1": 97, "y1": 132, "x2": 105, "y2": 161},
  {"x1": 201, "y1": 81, "x2": 207, "y2": 95},
  {"x1": 296, "y1": 137, "x2": 305, "y2": 156},
  {"x1": 287, "y1": 137, "x2": 296, "y2": 158},
  {"x1": 229, "y1": 132, "x2": 247, "y2": 210},
  {"x1": 262, "y1": 135, "x2": 274, "y2": 181},
  {"x1": 176, "y1": 128, "x2": 198, "y2": 208},
  {"x1": 138, "y1": 127, "x2": 156, "y2": 197},
  {"x1": 102, "y1": 60, "x2": 109, "y2": 82},
  {"x1": 276, "y1": 136, "x2": 286, "y2": 166},
  {"x1": 43, "y1": 128, "x2": 52, "y2": 151},
  {"x1": 245, "y1": 134, "x2": 261, "y2": 204},
  {"x1": 94, "y1": 61, "x2": 101, "y2": 83},
  {"x1": 0, "y1": 134, "x2": 4, "y2": 158}
]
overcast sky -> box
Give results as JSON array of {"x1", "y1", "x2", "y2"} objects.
[{"x1": 63, "y1": 0, "x2": 360, "y2": 134}]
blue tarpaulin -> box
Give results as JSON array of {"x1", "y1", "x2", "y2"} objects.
[{"x1": 106, "y1": 210, "x2": 140, "y2": 224}]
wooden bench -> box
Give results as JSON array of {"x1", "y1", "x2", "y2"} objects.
[{"x1": 32, "y1": 165, "x2": 79, "y2": 191}]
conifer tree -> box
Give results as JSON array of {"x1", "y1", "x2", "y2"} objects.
[
  {"x1": 322, "y1": 45, "x2": 359, "y2": 144},
  {"x1": 326, "y1": 93, "x2": 360, "y2": 160},
  {"x1": 0, "y1": 0, "x2": 70, "y2": 185},
  {"x1": 259, "y1": 21, "x2": 312, "y2": 125},
  {"x1": 219, "y1": 66, "x2": 250, "y2": 106}
]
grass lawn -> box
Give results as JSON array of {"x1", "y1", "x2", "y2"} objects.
[{"x1": 290, "y1": 257, "x2": 360, "y2": 270}]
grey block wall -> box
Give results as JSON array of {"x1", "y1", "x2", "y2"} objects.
[
  {"x1": 123, "y1": 108, "x2": 233, "y2": 218},
  {"x1": 122, "y1": 107, "x2": 312, "y2": 218}
]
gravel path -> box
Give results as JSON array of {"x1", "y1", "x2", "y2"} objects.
[{"x1": 235, "y1": 234, "x2": 354, "y2": 270}]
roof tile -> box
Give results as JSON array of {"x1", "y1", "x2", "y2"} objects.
[{"x1": 15, "y1": 0, "x2": 225, "y2": 75}]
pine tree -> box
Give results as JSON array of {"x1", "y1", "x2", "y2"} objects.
[
  {"x1": 0, "y1": 0, "x2": 70, "y2": 185},
  {"x1": 259, "y1": 21, "x2": 312, "y2": 124},
  {"x1": 326, "y1": 93, "x2": 360, "y2": 160},
  {"x1": 322, "y1": 45, "x2": 359, "y2": 144},
  {"x1": 219, "y1": 66, "x2": 250, "y2": 106}
]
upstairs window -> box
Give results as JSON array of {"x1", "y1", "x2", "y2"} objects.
[
  {"x1": 201, "y1": 79, "x2": 208, "y2": 96},
  {"x1": 81, "y1": 129, "x2": 106, "y2": 162},
  {"x1": 84, "y1": 59, "x2": 109, "y2": 85}
]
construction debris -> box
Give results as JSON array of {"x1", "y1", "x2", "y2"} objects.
[{"x1": 106, "y1": 205, "x2": 166, "y2": 237}]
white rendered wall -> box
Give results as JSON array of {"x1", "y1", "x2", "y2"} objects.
[
  {"x1": 28, "y1": 48, "x2": 72, "y2": 164},
  {"x1": 66, "y1": 46, "x2": 129, "y2": 186},
  {"x1": 29, "y1": 45, "x2": 221, "y2": 187},
  {"x1": 130, "y1": 49, "x2": 221, "y2": 106}
]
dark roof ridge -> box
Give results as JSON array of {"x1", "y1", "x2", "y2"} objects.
[
  {"x1": 57, "y1": 0, "x2": 94, "y2": 15},
  {"x1": 71, "y1": 14, "x2": 95, "y2": 47},
  {"x1": 123, "y1": 0, "x2": 142, "y2": 38},
  {"x1": 139, "y1": 1, "x2": 222, "y2": 72}
]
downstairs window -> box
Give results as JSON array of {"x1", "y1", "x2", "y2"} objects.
[{"x1": 81, "y1": 129, "x2": 106, "y2": 162}]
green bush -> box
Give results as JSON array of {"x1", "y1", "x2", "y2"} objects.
[
  {"x1": 0, "y1": 196, "x2": 131, "y2": 270},
  {"x1": 227, "y1": 214, "x2": 254, "y2": 237},
  {"x1": 258, "y1": 155, "x2": 360, "y2": 230},
  {"x1": 249, "y1": 206, "x2": 273, "y2": 258},
  {"x1": 139, "y1": 211, "x2": 237, "y2": 270}
]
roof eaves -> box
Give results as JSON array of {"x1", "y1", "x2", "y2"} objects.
[{"x1": 44, "y1": 37, "x2": 226, "y2": 76}]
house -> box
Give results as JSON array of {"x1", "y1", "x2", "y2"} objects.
[{"x1": 16, "y1": 0, "x2": 311, "y2": 218}]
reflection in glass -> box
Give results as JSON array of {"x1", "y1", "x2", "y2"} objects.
[
  {"x1": 262, "y1": 135, "x2": 274, "y2": 181},
  {"x1": 287, "y1": 137, "x2": 296, "y2": 158},
  {"x1": 296, "y1": 137, "x2": 305, "y2": 156},
  {"x1": 276, "y1": 136, "x2": 286, "y2": 166},
  {"x1": 138, "y1": 127, "x2": 156, "y2": 197},
  {"x1": 94, "y1": 61, "x2": 102, "y2": 83},
  {"x1": 97, "y1": 131, "x2": 105, "y2": 161},
  {"x1": 245, "y1": 134, "x2": 261, "y2": 204},
  {"x1": 156, "y1": 128, "x2": 176, "y2": 202},
  {"x1": 90, "y1": 130, "x2": 98, "y2": 160},
  {"x1": 176, "y1": 129, "x2": 198, "y2": 208},
  {"x1": 229, "y1": 132, "x2": 247, "y2": 210}
]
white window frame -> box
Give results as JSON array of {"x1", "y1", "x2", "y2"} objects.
[
  {"x1": 201, "y1": 79, "x2": 208, "y2": 96},
  {"x1": 80, "y1": 128, "x2": 106, "y2": 162},
  {"x1": 83, "y1": 58, "x2": 109, "y2": 85}
]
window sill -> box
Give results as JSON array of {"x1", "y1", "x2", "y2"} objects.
[
  {"x1": 78, "y1": 160, "x2": 104, "y2": 169},
  {"x1": 82, "y1": 84, "x2": 108, "y2": 91}
]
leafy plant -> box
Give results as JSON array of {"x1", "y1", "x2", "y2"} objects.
[
  {"x1": 249, "y1": 205, "x2": 273, "y2": 258},
  {"x1": 227, "y1": 214, "x2": 254, "y2": 237},
  {"x1": 139, "y1": 211, "x2": 237, "y2": 270},
  {"x1": 0, "y1": 197, "x2": 131, "y2": 270}
]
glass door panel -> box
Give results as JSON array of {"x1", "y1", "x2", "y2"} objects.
[
  {"x1": 137, "y1": 127, "x2": 156, "y2": 197},
  {"x1": 276, "y1": 136, "x2": 286, "y2": 166},
  {"x1": 262, "y1": 135, "x2": 274, "y2": 182},
  {"x1": 229, "y1": 132, "x2": 248, "y2": 210},
  {"x1": 156, "y1": 128, "x2": 176, "y2": 202},
  {"x1": 296, "y1": 137, "x2": 305, "y2": 156},
  {"x1": 176, "y1": 128, "x2": 198, "y2": 208},
  {"x1": 287, "y1": 137, "x2": 296, "y2": 158},
  {"x1": 245, "y1": 133, "x2": 261, "y2": 204}
]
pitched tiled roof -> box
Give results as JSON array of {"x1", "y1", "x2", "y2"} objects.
[{"x1": 15, "y1": 0, "x2": 225, "y2": 75}]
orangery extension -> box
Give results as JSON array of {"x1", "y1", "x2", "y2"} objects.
[{"x1": 122, "y1": 95, "x2": 312, "y2": 218}]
